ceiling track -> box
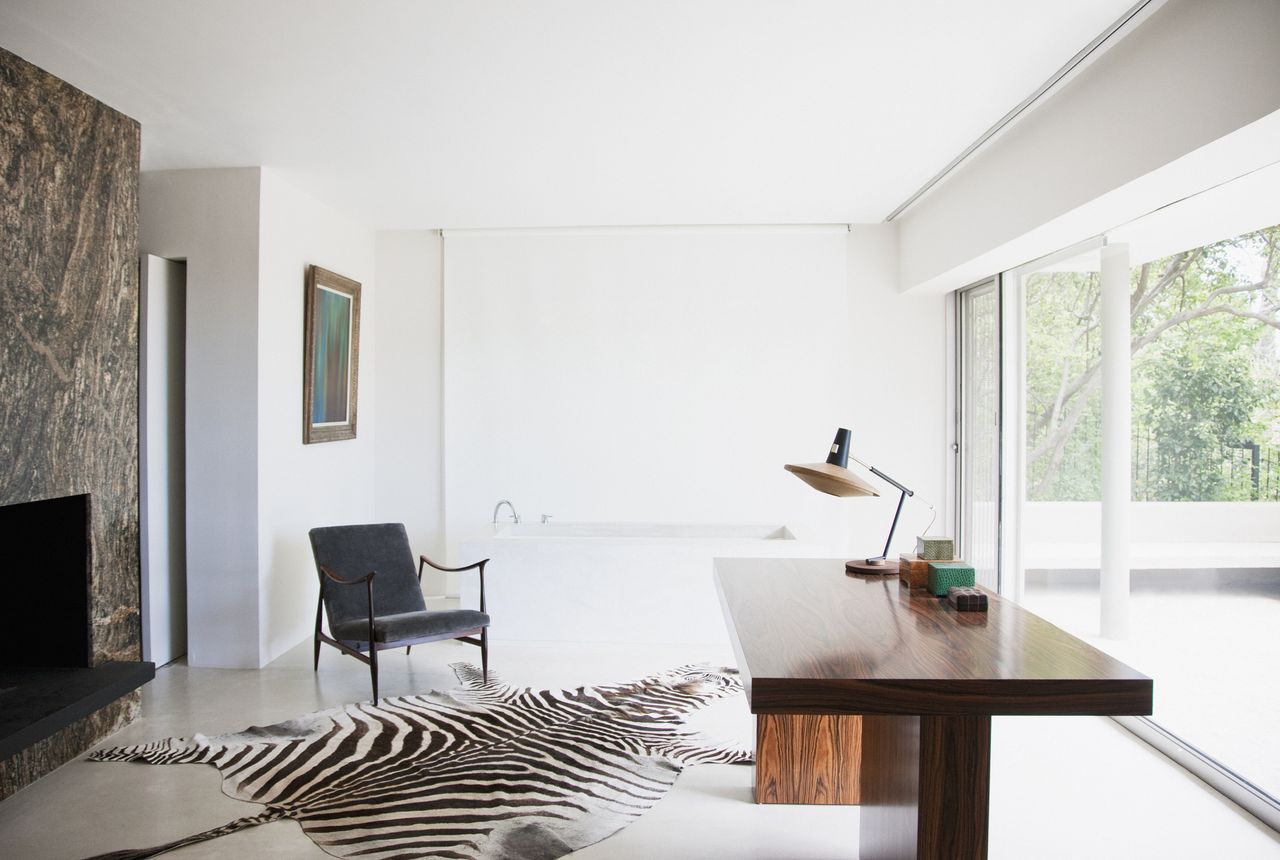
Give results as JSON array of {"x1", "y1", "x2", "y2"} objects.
[{"x1": 883, "y1": 0, "x2": 1158, "y2": 223}]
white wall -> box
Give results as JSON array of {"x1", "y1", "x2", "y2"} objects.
[
  {"x1": 142, "y1": 167, "x2": 378, "y2": 667},
  {"x1": 1022, "y1": 501, "x2": 1280, "y2": 570},
  {"x1": 437, "y1": 225, "x2": 952, "y2": 574},
  {"x1": 373, "y1": 231, "x2": 447, "y2": 594},
  {"x1": 365, "y1": 225, "x2": 950, "y2": 593},
  {"x1": 257, "y1": 169, "x2": 378, "y2": 664},
  {"x1": 442, "y1": 228, "x2": 854, "y2": 569},
  {"x1": 1025, "y1": 502, "x2": 1280, "y2": 547},
  {"x1": 897, "y1": 0, "x2": 1280, "y2": 293},
  {"x1": 146, "y1": 193, "x2": 945, "y2": 661},
  {"x1": 843, "y1": 225, "x2": 949, "y2": 557},
  {"x1": 140, "y1": 255, "x2": 187, "y2": 666},
  {"x1": 141, "y1": 168, "x2": 262, "y2": 668}
]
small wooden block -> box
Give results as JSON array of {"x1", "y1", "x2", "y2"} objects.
[
  {"x1": 898, "y1": 553, "x2": 940, "y2": 589},
  {"x1": 947, "y1": 587, "x2": 988, "y2": 611}
]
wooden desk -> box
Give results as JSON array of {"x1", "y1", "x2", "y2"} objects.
[{"x1": 714, "y1": 558, "x2": 1152, "y2": 860}]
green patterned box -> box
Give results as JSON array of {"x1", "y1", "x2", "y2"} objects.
[
  {"x1": 927, "y1": 561, "x2": 975, "y2": 596},
  {"x1": 916, "y1": 536, "x2": 955, "y2": 560}
]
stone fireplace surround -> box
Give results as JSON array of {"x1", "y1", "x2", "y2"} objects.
[
  {"x1": 0, "y1": 494, "x2": 153, "y2": 790},
  {"x1": 0, "y1": 46, "x2": 154, "y2": 798}
]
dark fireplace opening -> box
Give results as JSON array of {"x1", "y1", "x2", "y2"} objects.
[
  {"x1": 0, "y1": 493, "x2": 152, "y2": 774},
  {"x1": 0, "y1": 494, "x2": 91, "y2": 668}
]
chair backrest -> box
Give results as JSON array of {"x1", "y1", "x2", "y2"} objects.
[{"x1": 309, "y1": 523, "x2": 427, "y2": 626}]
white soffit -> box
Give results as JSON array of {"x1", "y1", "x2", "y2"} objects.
[
  {"x1": 903, "y1": 108, "x2": 1280, "y2": 294},
  {"x1": 0, "y1": 0, "x2": 1135, "y2": 229},
  {"x1": 1107, "y1": 160, "x2": 1280, "y2": 266}
]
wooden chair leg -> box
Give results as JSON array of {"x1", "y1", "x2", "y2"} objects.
[
  {"x1": 313, "y1": 593, "x2": 324, "y2": 671},
  {"x1": 370, "y1": 647, "x2": 379, "y2": 704},
  {"x1": 481, "y1": 627, "x2": 489, "y2": 684}
]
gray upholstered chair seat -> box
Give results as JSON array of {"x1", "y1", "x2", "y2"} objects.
[{"x1": 331, "y1": 609, "x2": 490, "y2": 644}]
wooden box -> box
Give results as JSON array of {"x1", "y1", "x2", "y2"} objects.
[{"x1": 898, "y1": 553, "x2": 934, "y2": 589}]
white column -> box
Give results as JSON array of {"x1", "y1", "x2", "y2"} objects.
[{"x1": 1100, "y1": 243, "x2": 1131, "y2": 639}]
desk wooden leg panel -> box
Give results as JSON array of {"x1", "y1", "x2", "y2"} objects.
[
  {"x1": 860, "y1": 714, "x2": 991, "y2": 860},
  {"x1": 754, "y1": 713, "x2": 861, "y2": 804}
]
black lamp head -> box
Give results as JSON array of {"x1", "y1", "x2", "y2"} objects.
[{"x1": 826, "y1": 428, "x2": 851, "y2": 468}]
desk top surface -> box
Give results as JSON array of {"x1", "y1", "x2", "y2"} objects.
[{"x1": 714, "y1": 558, "x2": 1152, "y2": 716}]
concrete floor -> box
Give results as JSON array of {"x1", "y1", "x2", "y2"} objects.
[{"x1": 1, "y1": 636, "x2": 1278, "y2": 859}]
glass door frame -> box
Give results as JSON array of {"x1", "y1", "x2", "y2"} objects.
[
  {"x1": 998, "y1": 237, "x2": 1105, "y2": 601},
  {"x1": 954, "y1": 276, "x2": 1003, "y2": 593}
]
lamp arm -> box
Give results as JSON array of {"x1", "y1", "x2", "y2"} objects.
[
  {"x1": 849, "y1": 456, "x2": 915, "y2": 498},
  {"x1": 877, "y1": 488, "x2": 909, "y2": 562},
  {"x1": 849, "y1": 456, "x2": 915, "y2": 563}
]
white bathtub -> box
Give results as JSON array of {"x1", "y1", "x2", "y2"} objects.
[
  {"x1": 489, "y1": 522, "x2": 798, "y2": 540},
  {"x1": 459, "y1": 523, "x2": 826, "y2": 644}
]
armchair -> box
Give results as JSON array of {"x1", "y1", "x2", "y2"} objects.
[{"x1": 309, "y1": 523, "x2": 490, "y2": 702}]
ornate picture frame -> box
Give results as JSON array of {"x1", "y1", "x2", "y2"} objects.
[{"x1": 303, "y1": 265, "x2": 361, "y2": 444}]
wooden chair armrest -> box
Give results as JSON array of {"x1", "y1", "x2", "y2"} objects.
[
  {"x1": 419, "y1": 554, "x2": 489, "y2": 573},
  {"x1": 320, "y1": 564, "x2": 375, "y2": 585},
  {"x1": 318, "y1": 565, "x2": 377, "y2": 646},
  {"x1": 417, "y1": 556, "x2": 488, "y2": 614}
]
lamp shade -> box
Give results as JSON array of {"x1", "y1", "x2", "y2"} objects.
[{"x1": 784, "y1": 428, "x2": 879, "y2": 498}]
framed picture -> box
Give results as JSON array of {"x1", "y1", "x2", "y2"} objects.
[{"x1": 303, "y1": 265, "x2": 361, "y2": 443}]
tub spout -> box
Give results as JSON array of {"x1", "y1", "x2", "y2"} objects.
[{"x1": 492, "y1": 499, "x2": 520, "y2": 524}]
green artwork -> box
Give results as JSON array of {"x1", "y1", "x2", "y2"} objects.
[{"x1": 311, "y1": 286, "x2": 351, "y2": 425}]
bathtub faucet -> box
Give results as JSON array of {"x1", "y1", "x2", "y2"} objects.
[{"x1": 492, "y1": 499, "x2": 520, "y2": 524}]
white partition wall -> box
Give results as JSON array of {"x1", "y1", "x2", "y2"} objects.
[
  {"x1": 143, "y1": 168, "x2": 378, "y2": 667},
  {"x1": 140, "y1": 255, "x2": 187, "y2": 666},
  {"x1": 441, "y1": 226, "x2": 855, "y2": 575}
]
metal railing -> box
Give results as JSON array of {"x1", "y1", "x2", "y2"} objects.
[{"x1": 1132, "y1": 427, "x2": 1279, "y2": 502}]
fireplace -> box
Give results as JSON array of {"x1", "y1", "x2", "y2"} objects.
[
  {"x1": 1, "y1": 45, "x2": 147, "y2": 798},
  {"x1": 0, "y1": 494, "x2": 92, "y2": 669},
  {"x1": 0, "y1": 493, "x2": 153, "y2": 790}
]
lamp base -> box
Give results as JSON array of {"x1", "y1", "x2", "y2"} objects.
[{"x1": 845, "y1": 558, "x2": 900, "y2": 575}]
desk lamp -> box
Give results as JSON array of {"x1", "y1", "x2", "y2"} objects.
[{"x1": 785, "y1": 427, "x2": 914, "y2": 574}]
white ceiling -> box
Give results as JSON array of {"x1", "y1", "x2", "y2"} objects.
[{"x1": 0, "y1": 0, "x2": 1136, "y2": 229}]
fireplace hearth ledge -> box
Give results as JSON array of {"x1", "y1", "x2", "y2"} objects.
[{"x1": 0, "y1": 661, "x2": 155, "y2": 762}]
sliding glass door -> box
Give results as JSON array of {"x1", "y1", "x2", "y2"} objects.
[
  {"x1": 1006, "y1": 241, "x2": 1106, "y2": 621},
  {"x1": 957, "y1": 280, "x2": 1001, "y2": 590},
  {"x1": 955, "y1": 209, "x2": 1280, "y2": 829}
]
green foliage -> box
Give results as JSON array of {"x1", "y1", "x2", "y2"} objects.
[
  {"x1": 1023, "y1": 270, "x2": 1102, "y2": 501},
  {"x1": 1023, "y1": 225, "x2": 1280, "y2": 502},
  {"x1": 1135, "y1": 329, "x2": 1268, "y2": 501}
]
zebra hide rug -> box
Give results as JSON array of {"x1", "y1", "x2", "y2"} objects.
[{"x1": 87, "y1": 662, "x2": 752, "y2": 860}]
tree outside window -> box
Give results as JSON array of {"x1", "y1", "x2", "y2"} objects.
[{"x1": 1025, "y1": 225, "x2": 1280, "y2": 502}]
